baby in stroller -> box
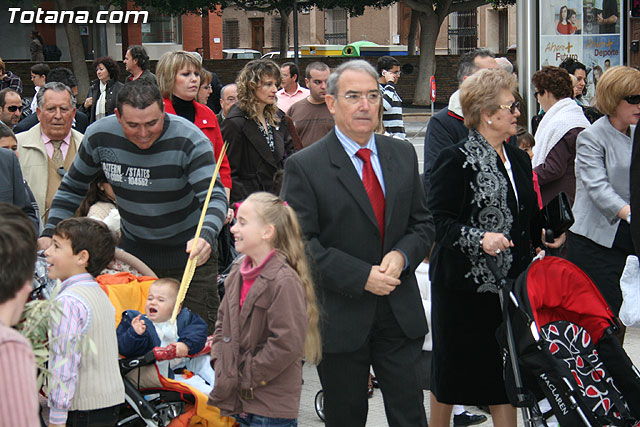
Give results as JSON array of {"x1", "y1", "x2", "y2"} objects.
[{"x1": 117, "y1": 277, "x2": 216, "y2": 395}]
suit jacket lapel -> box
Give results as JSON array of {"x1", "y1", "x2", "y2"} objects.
[
  {"x1": 272, "y1": 125, "x2": 285, "y2": 168},
  {"x1": 376, "y1": 135, "x2": 396, "y2": 234},
  {"x1": 326, "y1": 130, "x2": 379, "y2": 232}
]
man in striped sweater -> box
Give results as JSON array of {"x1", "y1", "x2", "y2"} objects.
[
  {"x1": 39, "y1": 81, "x2": 228, "y2": 332},
  {"x1": 377, "y1": 56, "x2": 406, "y2": 140}
]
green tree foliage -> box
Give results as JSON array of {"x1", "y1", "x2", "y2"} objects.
[{"x1": 316, "y1": 0, "x2": 515, "y2": 104}]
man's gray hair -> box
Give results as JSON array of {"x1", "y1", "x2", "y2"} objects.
[
  {"x1": 496, "y1": 57, "x2": 513, "y2": 74},
  {"x1": 220, "y1": 83, "x2": 237, "y2": 100},
  {"x1": 327, "y1": 60, "x2": 378, "y2": 97},
  {"x1": 457, "y1": 48, "x2": 495, "y2": 85},
  {"x1": 37, "y1": 81, "x2": 76, "y2": 109}
]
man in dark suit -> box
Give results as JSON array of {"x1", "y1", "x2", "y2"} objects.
[
  {"x1": 281, "y1": 60, "x2": 434, "y2": 426},
  {"x1": 0, "y1": 147, "x2": 37, "y2": 231},
  {"x1": 423, "y1": 49, "x2": 498, "y2": 195}
]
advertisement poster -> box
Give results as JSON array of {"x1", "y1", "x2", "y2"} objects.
[
  {"x1": 540, "y1": 36, "x2": 583, "y2": 66},
  {"x1": 539, "y1": 0, "x2": 623, "y2": 103}
]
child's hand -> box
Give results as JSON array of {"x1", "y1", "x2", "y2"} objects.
[
  {"x1": 132, "y1": 314, "x2": 146, "y2": 335},
  {"x1": 173, "y1": 342, "x2": 189, "y2": 357}
]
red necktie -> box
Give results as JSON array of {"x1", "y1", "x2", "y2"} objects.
[{"x1": 356, "y1": 148, "x2": 385, "y2": 244}]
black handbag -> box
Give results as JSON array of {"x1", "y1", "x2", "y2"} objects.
[{"x1": 542, "y1": 191, "x2": 574, "y2": 242}]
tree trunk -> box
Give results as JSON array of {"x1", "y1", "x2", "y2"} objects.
[
  {"x1": 408, "y1": 9, "x2": 420, "y2": 56},
  {"x1": 413, "y1": 11, "x2": 443, "y2": 105},
  {"x1": 56, "y1": 0, "x2": 90, "y2": 104},
  {"x1": 278, "y1": 8, "x2": 290, "y2": 58}
]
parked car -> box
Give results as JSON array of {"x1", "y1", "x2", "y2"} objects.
[
  {"x1": 261, "y1": 51, "x2": 301, "y2": 59},
  {"x1": 222, "y1": 49, "x2": 262, "y2": 59}
]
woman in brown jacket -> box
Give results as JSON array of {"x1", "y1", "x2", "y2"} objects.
[{"x1": 209, "y1": 192, "x2": 321, "y2": 426}]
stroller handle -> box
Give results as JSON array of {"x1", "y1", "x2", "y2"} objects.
[
  {"x1": 484, "y1": 253, "x2": 508, "y2": 289},
  {"x1": 119, "y1": 350, "x2": 157, "y2": 374}
]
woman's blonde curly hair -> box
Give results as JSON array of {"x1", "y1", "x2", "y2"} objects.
[{"x1": 235, "y1": 59, "x2": 281, "y2": 126}]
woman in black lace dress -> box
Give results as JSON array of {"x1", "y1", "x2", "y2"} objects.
[{"x1": 427, "y1": 68, "x2": 563, "y2": 427}]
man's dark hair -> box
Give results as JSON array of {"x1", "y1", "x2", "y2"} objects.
[
  {"x1": 282, "y1": 62, "x2": 299, "y2": 82},
  {"x1": 127, "y1": 45, "x2": 150, "y2": 71},
  {"x1": 53, "y1": 217, "x2": 115, "y2": 277},
  {"x1": 93, "y1": 56, "x2": 120, "y2": 81},
  {"x1": 376, "y1": 56, "x2": 401, "y2": 76},
  {"x1": 116, "y1": 80, "x2": 163, "y2": 112},
  {"x1": 559, "y1": 57, "x2": 587, "y2": 76},
  {"x1": 305, "y1": 61, "x2": 330, "y2": 79},
  {"x1": 0, "y1": 203, "x2": 37, "y2": 304},
  {"x1": 457, "y1": 48, "x2": 495, "y2": 84},
  {"x1": 47, "y1": 67, "x2": 78, "y2": 89},
  {"x1": 0, "y1": 88, "x2": 20, "y2": 108},
  {"x1": 605, "y1": 59, "x2": 611, "y2": 64},
  {"x1": 0, "y1": 125, "x2": 16, "y2": 141},
  {"x1": 30, "y1": 63, "x2": 50, "y2": 77}
]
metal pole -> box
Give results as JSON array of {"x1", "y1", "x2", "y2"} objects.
[
  {"x1": 97, "y1": 5, "x2": 108, "y2": 58},
  {"x1": 517, "y1": 0, "x2": 537, "y2": 133},
  {"x1": 293, "y1": 0, "x2": 300, "y2": 70}
]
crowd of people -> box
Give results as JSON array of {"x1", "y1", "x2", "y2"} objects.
[{"x1": 0, "y1": 44, "x2": 639, "y2": 427}]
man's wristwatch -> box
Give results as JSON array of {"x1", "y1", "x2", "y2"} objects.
[{"x1": 627, "y1": 212, "x2": 632, "y2": 225}]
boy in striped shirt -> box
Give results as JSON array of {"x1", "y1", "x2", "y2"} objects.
[{"x1": 44, "y1": 218, "x2": 124, "y2": 426}]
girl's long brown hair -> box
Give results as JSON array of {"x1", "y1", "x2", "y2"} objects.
[{"x1": 244, "y1": 192, "x2": 322, "y2": 364}]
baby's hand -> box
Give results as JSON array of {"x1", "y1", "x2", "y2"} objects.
[
  {"x1": 173, "y1": 342, "x2": 189, "y2": 357},
  {"x1": 132, "y1": 314, "x2": 146, "y2": 335}
]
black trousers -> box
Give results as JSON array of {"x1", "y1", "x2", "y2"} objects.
[
  {"x1": 317, "y1": 297, "x2": 427, "y2": 427},
  {"x1": 567, "y1": 222, "x2": 634, "y2": 316},
  {"x1": 66, "y1": 404, "x2": 120, "y2": 427},
  {"x1": 156, "y1": 253, "x2": 219, "y2": 335}
]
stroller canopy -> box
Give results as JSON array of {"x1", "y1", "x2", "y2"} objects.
[{"x1": 520, "y1": 256, "x2": 617, "y2": 342}]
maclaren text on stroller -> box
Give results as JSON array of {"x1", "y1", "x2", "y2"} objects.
[{"x1": 488, "y1": 254, "x2": 640, "y2": 427}]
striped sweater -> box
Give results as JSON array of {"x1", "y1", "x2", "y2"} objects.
[
  {"x1": 43, "y1": 113, "x2": 227, "y2": 270},
  {"x1": 381, "y1": 82, "x2": 406, "y2": 139}
]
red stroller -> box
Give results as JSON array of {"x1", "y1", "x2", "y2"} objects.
[{"x1": 490, "y1": 255, "x2": 640, "y2": 426}]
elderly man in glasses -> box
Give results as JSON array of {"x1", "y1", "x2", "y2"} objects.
[
  {"x1": 281, "y1": 59, "x2": 434, "y2": 427},
  {"x1": 16, "y1": 82, "x2": 82, "y2": 223},
  {"x1": 0, "y1": 89, "x2": 23, "y2": 129}
]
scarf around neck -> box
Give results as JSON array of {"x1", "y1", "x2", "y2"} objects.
[{"x1": 532, "y1": 98, "x2": 590, "y2": 168}]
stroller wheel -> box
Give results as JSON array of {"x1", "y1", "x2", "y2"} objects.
[{"x1": 315, "y1": 389, "x2": 325, "y2": 422}]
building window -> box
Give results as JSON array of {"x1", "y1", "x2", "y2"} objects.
[
  {"x1": 271, "y1": 16, "x2": 281, "y2": 49},
  {"x1": 115, "y1": 11, "x2": 182, "y2": 43},
  {"x1": 448, "y1": 11, "x2": 477, "y2": 54},
  {"x1": 223, "y1": 19, "x2": 240, "y2": 49},
  {"x1": 325, "y1": 8, "x2": 347, "y2": 44}
]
